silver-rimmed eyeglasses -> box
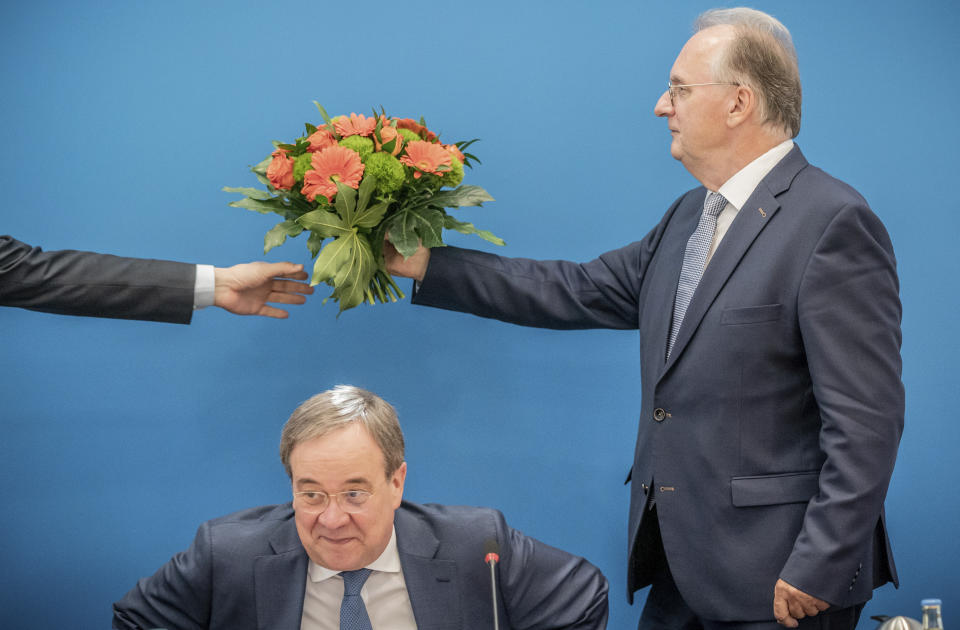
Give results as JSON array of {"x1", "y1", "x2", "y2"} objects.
[
  {"x1": 667, "y1": 81, "x2": 739, "y2": 106},
  {"x1": 294, "y1": 489, "x2": 374, "y2": 514}
]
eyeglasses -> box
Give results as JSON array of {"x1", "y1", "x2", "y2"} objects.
[
  {"x1": 667, "y1": 81, "x2": 739, "y2": 106},
  {"x1": 294, "y1": 489, "x2": 374, "y2": 514}
]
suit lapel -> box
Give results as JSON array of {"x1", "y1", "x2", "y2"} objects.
[
  {"x1": 254, "y1": 518, "x2": 309, "y2": 630},
  {"x1": 395, "y1": 506, "x2": 460, "y2": 629},
  {"x1": 659, "y1": 146, "x2": 808, "y2": 377},
  {"x1": 649, "y1": 190, "x2": 707, "y2": 372}
]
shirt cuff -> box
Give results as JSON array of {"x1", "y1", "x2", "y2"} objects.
[{"x1": 193, "y1": 264, "x2": 216, "y2": 310}]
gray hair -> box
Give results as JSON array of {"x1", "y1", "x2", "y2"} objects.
[
  {"x1": 279, "y1": 385, "x2": 405, "y2": 478},
  {"x1": 695, "y1": 7, "x2": 802, "y2": 138}
]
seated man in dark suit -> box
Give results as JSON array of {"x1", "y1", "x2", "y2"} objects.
[{"x1": 113, "y1": 385, "x2": 609, "y2": 630}]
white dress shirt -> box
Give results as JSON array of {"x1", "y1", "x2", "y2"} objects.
[
  {"x1": 299, "y1": 527, "x2": 418, "y2": 630},
  {"x1": 193, "y1": 264, "x2": 215, "y2": 309},
  {"x1": 706, "y1": 139, "x2": 794, "y2": 266}
]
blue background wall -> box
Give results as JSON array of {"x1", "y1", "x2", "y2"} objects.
[{"x1": 1, "y1": 1, "x2": 957, "y2": 628}]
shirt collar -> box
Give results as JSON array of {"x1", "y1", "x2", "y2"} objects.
[
  {"x1": 308, "y1": 526, "x2": 402, "y2": 583},
  {"x1": 716, "y1": 139, "x2": 794, "y2": 210}
]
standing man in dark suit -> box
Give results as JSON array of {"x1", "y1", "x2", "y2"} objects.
[
  {"x1": 0, "y1": 235, "x2": 313, "y2": 322},
  {"x1": 385, "y1": 8, "x2": 903, "y2": 629},
  {"x1": 114, "y1": 385, "x2": 609, "y2": 630}
]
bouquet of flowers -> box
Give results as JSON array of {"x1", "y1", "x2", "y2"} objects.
[{"x1": 224, "y1": 102, "x2": 502, "y2": 313}]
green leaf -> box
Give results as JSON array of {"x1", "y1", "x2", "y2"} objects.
[
  {"x1": 443, "y1": 215, "x2": 505, "y2": 246},
  {"x1": 413, "y1": 207, "x2": 446, "y2": 248},
  {"x1": 228, "y1": 197, "x2": 284, "y2": 215},
  {"x1": 387, "y1": 206, "x2": 445, "y2": 258},
  {"x1": 284, "y1": 191, "x2": 316, "y2": 216},
  {"x1": 334, "y1": 181, "x2": 358, "y2": 225},
  {"x1": 311, "y1": 234, "x2": 353, "y2": 285},
  {"x1": 331, "y1": 233, "x2": 376, "y2": 312},
  {"x1": 354, "y1": 200, "x2": 390, "y2": 229},
  {"x1": 356, "y1": 174, "x2": 377, "y2": 217},
  {"x1": 305, "y1": 122, "x2": 318, "y2": 136},
  {"x1": 384, "y1": 214, "x2": 417, "y2": 259},
  {"x1": 253, "y1": 171, "x2": 272, "y2": 188},
  {"x1": 426, "y1": 185, "x2": 494, "y2": 209},
  {"x1": 313, "y1": 101, "x2": 333, "y2": 126},
  {"x1": 453, "y1": 140, "x2": 482, "y2": 166},
  {"x1": 264, "y1": 220, "x2": 304, "y2": 253},
  {"x1": 252, "y1": 155, "x2": 272, "y2": 175},
  {"x1": 298, "y1": 209, "x2": 350, "y2": 238},
  {"x1": 307, "y1": 231, "x2": 324, "y2": 258},
  {"x1": 309, "y1": 230, "x2": 378, "y2": 313},
  {"x1": 291, "y1": 140, "x2": 311, "y2": 157},
  {"x1": 371, "y1": 220, "x2": 390, "y2": 261},
  {"x1": 223, "y1": 186, "x2": 272, "y2": 201}
]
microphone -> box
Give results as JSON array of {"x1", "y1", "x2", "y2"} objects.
[{"x1": 483, "y1": 539, "x2": 501, "y2": 630}]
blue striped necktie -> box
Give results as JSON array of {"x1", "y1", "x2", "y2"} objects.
[
  {"x1": 339, "y1": 569, "x2": 373, "y2": 630},
  {"x1": 667, "y1": 192, "x2": 727, "y2": 358}
]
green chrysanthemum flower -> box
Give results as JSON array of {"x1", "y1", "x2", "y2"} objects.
[
  {"x1": 397, "y1": 128, "x2": 420, "y2": 144},
  {"x1": 440, "y1": 156, "x2": 464, "y2": 188},
  {"x1": 365, "y1": 152, "x2": 406, "y2": 194},
  {"x1": 293, "y1": 153, "x2": 313, "y2": 183},
  {"x1": 339, "y1": 136, "x2": 374, "y2": 161}
]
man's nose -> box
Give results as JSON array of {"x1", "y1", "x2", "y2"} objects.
[
  {"x1": 654, "y1": 90, "x2": 673, "y2": 117},
  {"x1": 316, "y1": 499, "x2": 351, "y2": 528}
]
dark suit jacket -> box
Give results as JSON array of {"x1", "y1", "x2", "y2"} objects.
[
  {"x1": 0, "y1": 235, "x2": 195, "y2": 323},
  {"x1": 410, "y1": 146, "x2": 904, "y2": 620},
  {"x1": 113, "y1": 501, "x2": 609, "y2": 630}
]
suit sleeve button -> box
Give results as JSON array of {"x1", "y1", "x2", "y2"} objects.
[{"x1": 654, "y1": 408, "x2": 667, "y2": 422}]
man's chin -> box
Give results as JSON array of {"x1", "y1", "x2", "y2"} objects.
[
  {"x1": 669, "y1": 142, "x2": 684, "y2": 161},
  {"x1": 312, "y1": 541, "x2": 367, "y2": 571}
]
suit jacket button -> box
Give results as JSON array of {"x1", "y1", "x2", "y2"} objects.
[{"x1": 654, "y1": 408, "x2": 667, "y2": 422}]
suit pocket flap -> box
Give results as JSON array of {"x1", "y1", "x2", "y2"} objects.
[
  {"x1": 731, "y1": 471, "x2": 819, "y2": 507},
  {"x1": 721, "y1": 303, "x2": 782, "y2": 325}
]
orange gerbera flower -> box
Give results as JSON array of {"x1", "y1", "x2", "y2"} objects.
[
  {"x1": 302, "y1": 145, "x2": 365, "y2": 202},
  {"x1": 395, "y1": 118, "x2": 438, "y2": 142},
  {"x1": 306, "y1": 127, "x2": 337, "y2": 152},
  {"x1": 444, "y1": 143, "x2": 465, "y2": 163},
  {"x1": 400, "y1": 140, "x2": 452, "y2": 178},
  {"x1": 334, "y1": 113, "x2": 376, "y2": 137}
]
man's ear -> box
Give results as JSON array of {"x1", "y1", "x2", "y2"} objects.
[
  {"x1": 390, "y1": 461, "x2": 407, "y2": 508},
  {"x1": 727, "y1": 84, "x2": 756, "y2": 128}
]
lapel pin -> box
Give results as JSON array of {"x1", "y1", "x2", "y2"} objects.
[{"x1": 757, "y1": 207, "x2": 766, "y2": 218}]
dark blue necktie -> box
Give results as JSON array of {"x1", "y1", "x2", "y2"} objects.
[{"x1": 339, "y1": 568, "x2": 373, "y2": 630}]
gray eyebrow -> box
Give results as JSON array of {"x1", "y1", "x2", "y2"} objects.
[{"x1": 295, "y1": 476, "x2": 371, "y2": 488}]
